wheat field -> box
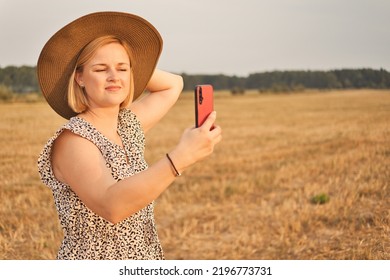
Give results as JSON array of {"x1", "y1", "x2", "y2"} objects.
[{"x1": 0, "y1": 89, "x2": 389, "y2": 259}]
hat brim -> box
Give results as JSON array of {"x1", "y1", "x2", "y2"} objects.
[{"x1": 37, "y1": 12, "x2": 163, "y2": 119}]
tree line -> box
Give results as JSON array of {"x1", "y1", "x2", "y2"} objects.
[
  {"x1": 182, "y1": 68, "x2": 390, "y2": 92},
  {"x1": 1, "y1": 66, "x2": 390, "y2": 94}
]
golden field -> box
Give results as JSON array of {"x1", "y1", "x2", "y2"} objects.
[{"x1": 0, "y1": 89, "x2": 389, "y2": 259}]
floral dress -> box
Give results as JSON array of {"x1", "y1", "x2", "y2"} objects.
[{"x1": 38, "y1": 109, "x2": 164, "y2": 260}]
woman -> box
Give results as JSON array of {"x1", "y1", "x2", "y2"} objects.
[{"x1": 37, "y1": 12, "x2": 222, "y2": 260}]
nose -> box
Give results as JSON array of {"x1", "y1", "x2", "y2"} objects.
[{"x1": 107, "y1": 69, "x2": 120, "y2": 82}]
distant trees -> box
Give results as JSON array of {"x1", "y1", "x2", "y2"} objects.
[
  {"x1": 181, "y1": 73, "x2": 246, "y2": 91},
  {"x1": 246, "y1": 70, "x2": 343, "y2": 91},
  {"x1": 0, "y1": 66, "x2": 38, "y2": 93},
  {"x1": 182, "y1": 68, "x2": 390, "y2": 92},
  {"x1": 0, "y1": 84, "x2": 13, "y2": 101},
  {"x1": 1, "y1": 66, "x2": 389, "y2": 94},
  {"x1": 242, "y1": 68, "x2": 390, "y2": 92},
  {"x1": 332, "y1": 69, "x2": 390, "y2": 88}
]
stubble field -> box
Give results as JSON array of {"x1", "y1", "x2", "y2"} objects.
[{"x1": 0, "y1": 89, "x2": 389, "y2": 259}]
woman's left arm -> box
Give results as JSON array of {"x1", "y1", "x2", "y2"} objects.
[{"x1": 130, "y1": 69, "x2": 183, "y2": 133}]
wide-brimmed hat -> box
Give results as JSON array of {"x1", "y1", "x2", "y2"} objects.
[{"x1": 37, "y1": 11, "x2": 163, "y2": 119}]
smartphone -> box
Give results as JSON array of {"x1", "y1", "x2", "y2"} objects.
[{"x1": 195, "y1": 84, "x2": 214, "y2": 128}]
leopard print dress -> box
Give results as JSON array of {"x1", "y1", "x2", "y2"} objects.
[{"x1": 38, "y1": 108, "x2": 164, "y2": 260}]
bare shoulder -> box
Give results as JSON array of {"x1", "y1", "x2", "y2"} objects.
[
  {"x1": 53, "y1": 129, "x2": 99, "y2": 157},
  {"x1": 51, "y1": 129, "x2": 104, "y2": 183}
]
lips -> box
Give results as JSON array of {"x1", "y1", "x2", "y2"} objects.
[{"x1": 105, "y1": 85, "x2": 122, "y2": 91}]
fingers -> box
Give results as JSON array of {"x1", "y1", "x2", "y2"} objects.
[
  {"x1": 210, "y1": 125, "x2": 222, "y2": 144},
  {"x1": 201, "y1": 111, "x2": 217, "y2": 131},
  {"x1": 200, "y1": 111, "x2": 222, "y2": 144},
  {"x1": 174, "y1": 113, "x2": 222, "y2": 169}
]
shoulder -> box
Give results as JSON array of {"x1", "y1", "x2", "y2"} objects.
[
  {"x1": 52, "y1": 129, "x2": 102, "y2": 169},
  {"x1": 51, "y1": 129, "x2": 105, "y2": 184},
  {"x1": 53, "y1": 129, "x2": 100, "y2": 160},
  {"x1": 54, "y1": 129, "x2": 88, "y2": 148},
  {"x1": 119, "y1": 108, "x2": 137, "y2": 120},
  {"x1": 119, "y1": 108, "x2": 144, "y2": 131}
]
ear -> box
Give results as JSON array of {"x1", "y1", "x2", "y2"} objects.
[{"x1": 75, "y1": 72, "x2": 84, "y2": 87}]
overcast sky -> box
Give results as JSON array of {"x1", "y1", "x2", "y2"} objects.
[{"x1": 0, "y1": 0, "x2": 389, "y2": 76}]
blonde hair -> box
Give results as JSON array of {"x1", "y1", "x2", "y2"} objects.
[{"x1": 67, "y1": 35, "x2": 134, "y2": 113}]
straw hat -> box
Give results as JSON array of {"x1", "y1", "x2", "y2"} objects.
[{"x1": 37, "y1": 11, "x2": 163, "y2": 119}]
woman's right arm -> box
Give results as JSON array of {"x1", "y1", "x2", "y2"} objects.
[{"x1": 52, "y1": 112, "x2": 222, "y2": 224}]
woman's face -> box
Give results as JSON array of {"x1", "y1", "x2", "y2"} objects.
[{"x1": 76, "y1": 42, "x2": 131, "y2": 110}]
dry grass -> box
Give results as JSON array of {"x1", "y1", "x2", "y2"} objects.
[{"x1": 0, "y1": 89, "x2": 389, "y2": 259}]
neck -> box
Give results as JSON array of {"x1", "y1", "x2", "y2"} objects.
[{"x1": 79, "y1": 106, "x2": 120, "y2": 137}]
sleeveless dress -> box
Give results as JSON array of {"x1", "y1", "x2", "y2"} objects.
[{"x1": 37, "y1": 109, "x2": 164, "y2": 260}]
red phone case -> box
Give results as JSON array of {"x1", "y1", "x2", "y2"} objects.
[{"x1": 195, "y1": 84, "x2": 214, "y2": 128}]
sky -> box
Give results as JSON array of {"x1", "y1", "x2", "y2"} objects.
[{"x1": 0, "y1": 0, "x2": 389, "y2": 76}]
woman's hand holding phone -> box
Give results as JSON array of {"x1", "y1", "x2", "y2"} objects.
[{"x1": 169, "y1": 110, "x2": 222, "y2": 174}]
